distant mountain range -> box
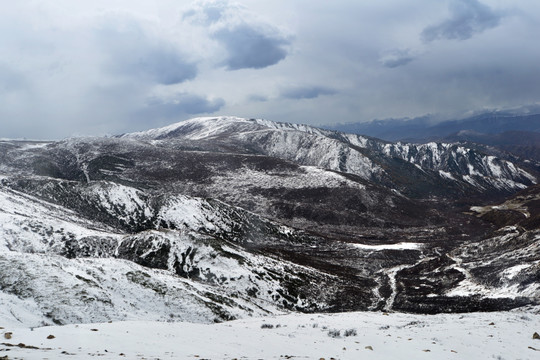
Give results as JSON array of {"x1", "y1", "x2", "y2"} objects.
[{"x1": 325, "y1": 112, "x2": 540, "y2": 142}]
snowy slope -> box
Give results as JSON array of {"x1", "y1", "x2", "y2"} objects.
[
  {"x1": 0, "y1": 181, "x2": 345, "y2": 326},
  {"x1": 0, "y1": 185, "x2": 123, "y2": 254},
  {"x1": 0, "y1": 252, "x2": 282, "y2": 327},
  {"x1": 2, "y1": 309, "x2": 540, "y2": 359}
]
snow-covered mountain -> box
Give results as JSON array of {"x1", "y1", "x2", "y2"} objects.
[
  {"x1": 122, "y1": 116, "x2": 537, "y2": 194},
  {"x1": 1, "y1": 116, "x2": 539, "y2": 328}
]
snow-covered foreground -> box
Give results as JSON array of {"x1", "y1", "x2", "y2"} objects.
[{"x1": 2, "y1": 310, "x2": 539, "y2": 359}]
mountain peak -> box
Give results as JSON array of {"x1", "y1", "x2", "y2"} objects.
[
  {"x1": 120, "y1": 116, "x2": 256, "y2": 140},
  {"x1": 120, "y1": 116, "x2": 334, "y2": 141}
]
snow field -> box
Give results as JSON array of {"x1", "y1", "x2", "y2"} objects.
[{"x1": 1, "y1": 310, "x2": 539, "y2": 359}]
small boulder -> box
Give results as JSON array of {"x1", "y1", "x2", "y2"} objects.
[
  {"x1": 533, "y1": 332, "x2": 540, "y2": 340},
  {"x1": 4, "y1": 332, "x2": 12, "y2": 339},
  {"x1": 47, "y1": 335, "x2": 55, "y2": 340}
]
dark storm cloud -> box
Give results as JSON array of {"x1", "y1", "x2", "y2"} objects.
[
  {"x1": 421, "y1": 0, "x2": 503, "y2": 42},
  {"x1": 138, "y1": 93, "x2": 225, "y2": 119},
  {"x1": 213, "y1": 24, "x2": 290, "y2": 70},
  {"x1": 97, "y1": 22, "x2": 197, "y2": 85},
  {"x1": 379, "y1": 49, "x2": 415, "y2": 68},
  {"x1": 280, "y1": 86, "x2": 337, "y2": 100},
  {"x1": 183, "y1": 0, "x2": 291, "y2": 70}
]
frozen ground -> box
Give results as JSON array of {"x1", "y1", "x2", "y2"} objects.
[{"x1": 1, "y1": 309, "x2": 539, "y2": 360}]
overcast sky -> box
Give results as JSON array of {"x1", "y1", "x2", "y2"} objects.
[{"x1": 2, "y1": 0, "x2": 540, "y2": 139}]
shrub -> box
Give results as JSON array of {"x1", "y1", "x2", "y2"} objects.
[{"x1": 328, "y1": 329, "x2": 341, "y2": 338}]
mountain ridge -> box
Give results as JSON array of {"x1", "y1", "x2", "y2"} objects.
[{"x1": 120, "y1": 116, "x2": 536, "y2": 195}]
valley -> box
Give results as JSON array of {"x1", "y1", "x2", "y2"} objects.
[{"x1": 0, "y1": 116, "x2": 539, "y2": 329}]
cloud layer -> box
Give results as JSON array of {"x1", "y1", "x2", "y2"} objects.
[{"x1": 1, "y1": 0, "x2": 540, "y2": 139}]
